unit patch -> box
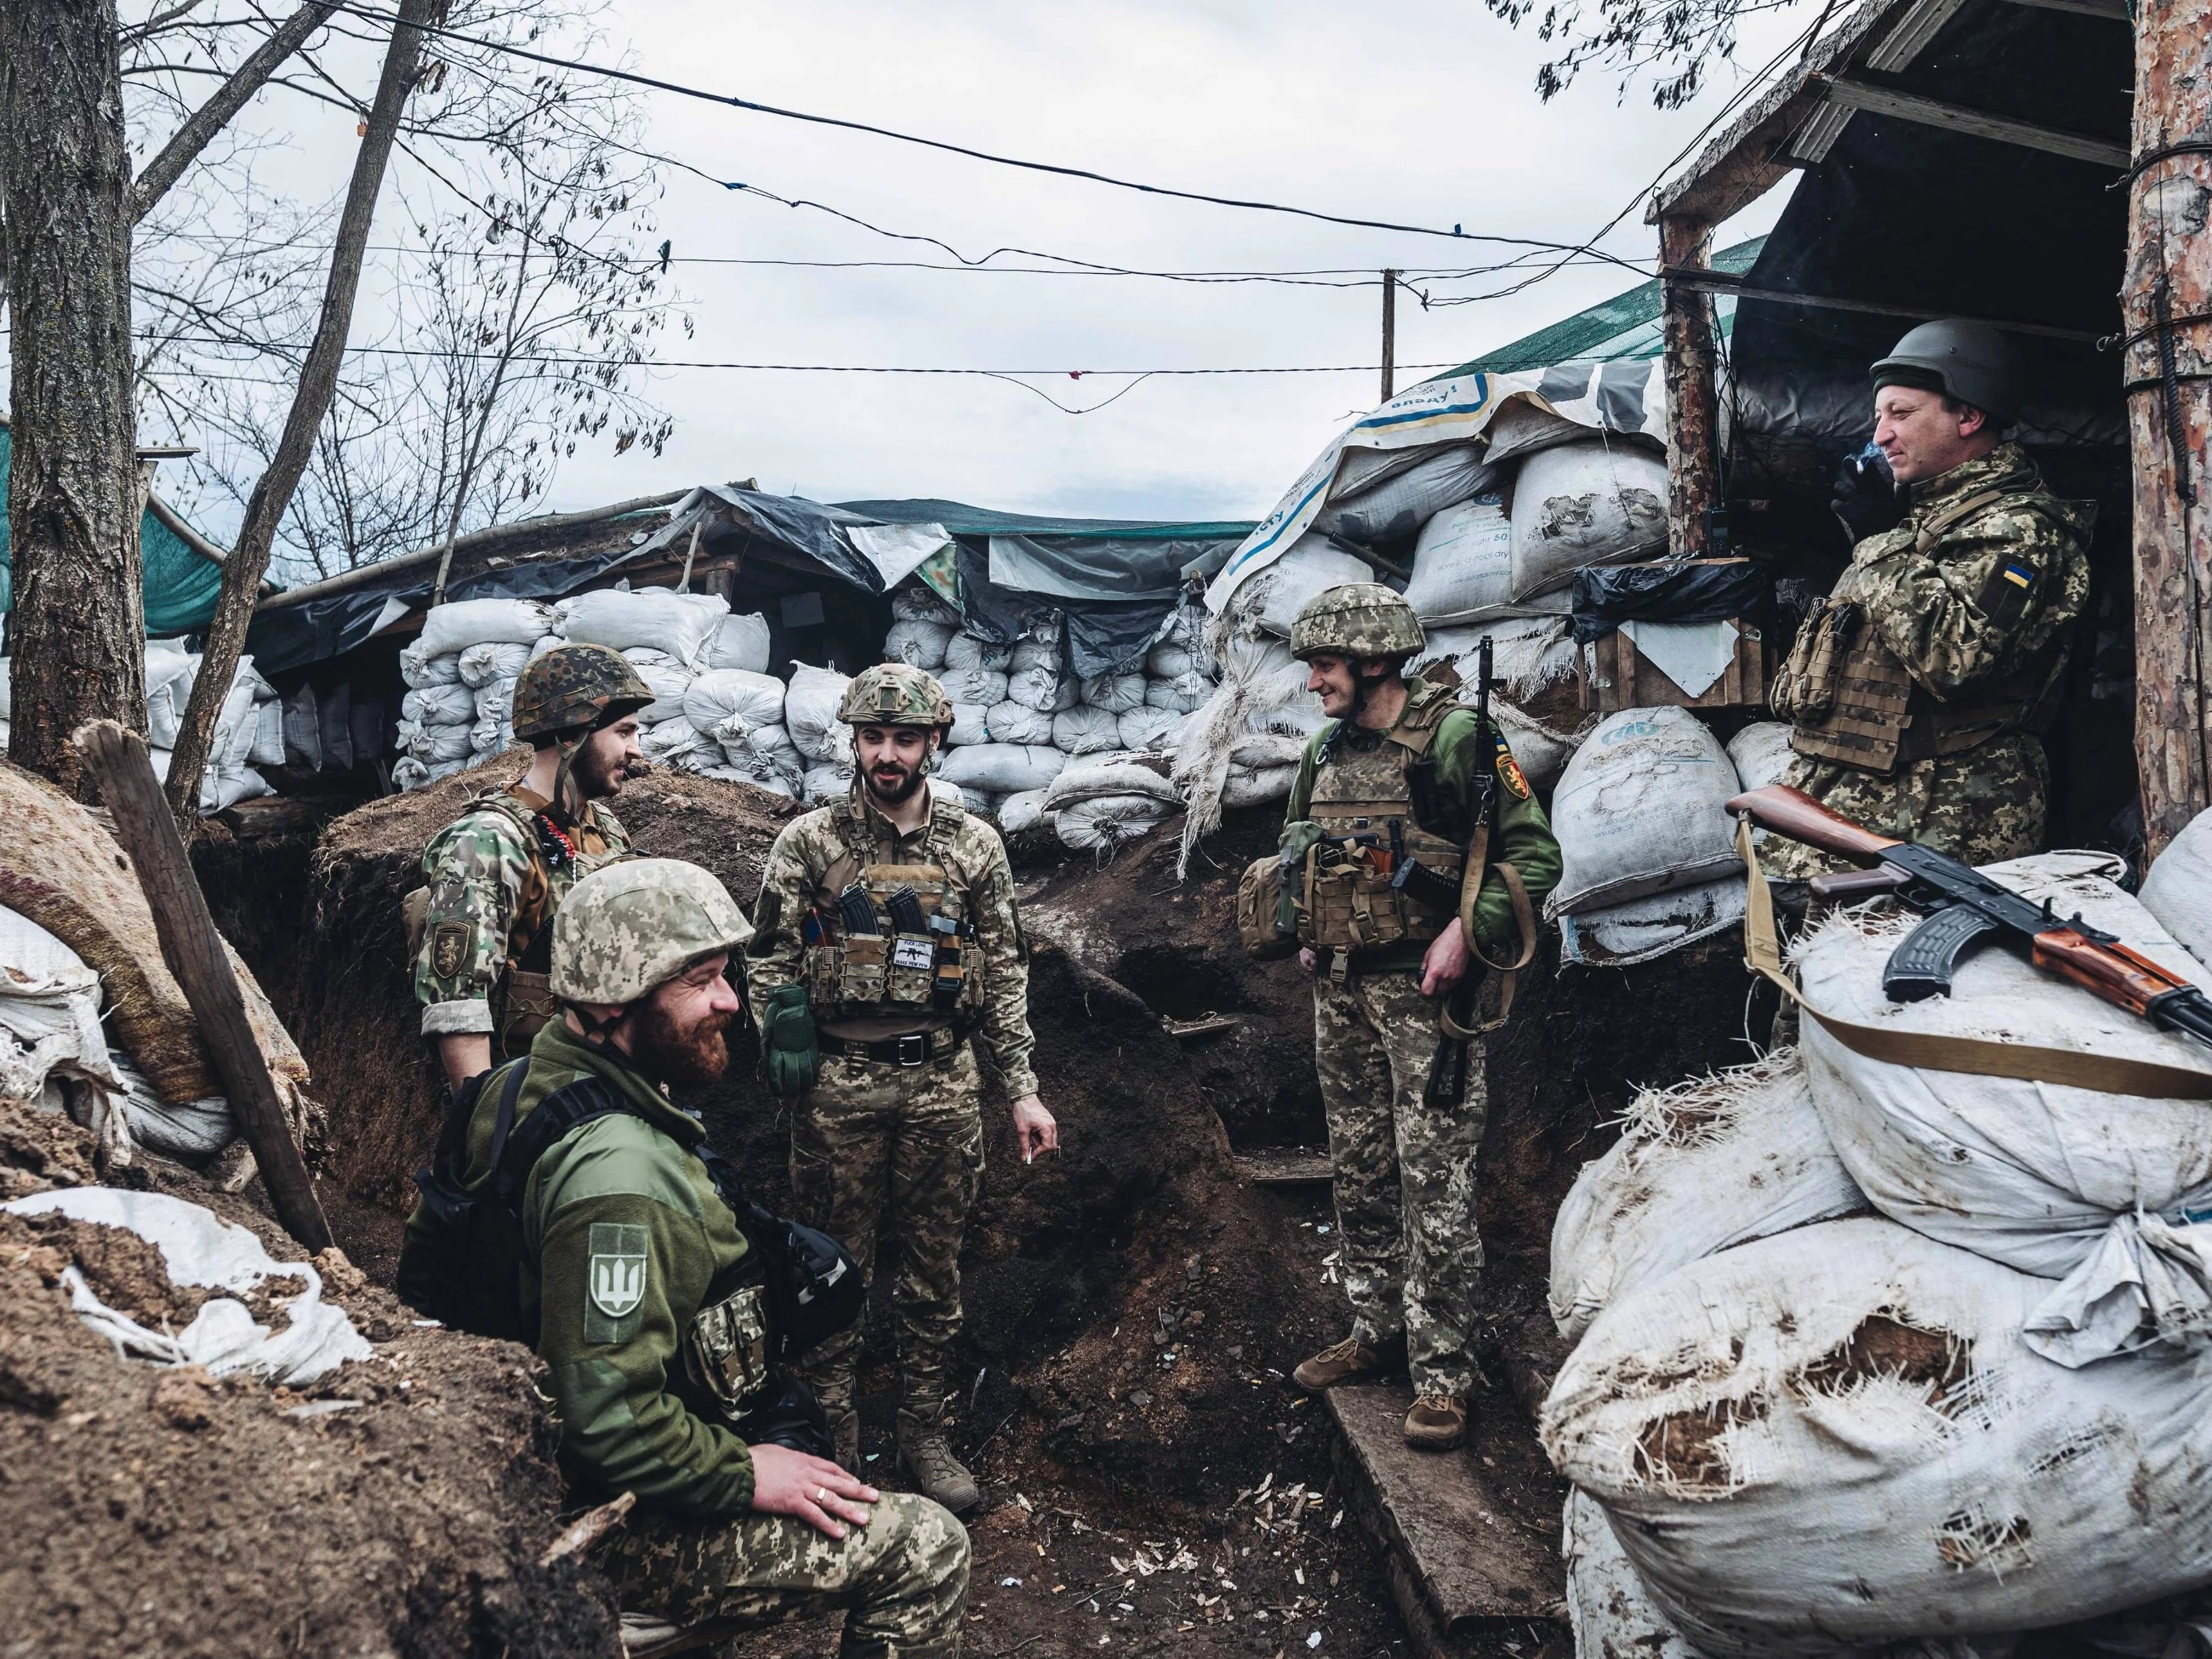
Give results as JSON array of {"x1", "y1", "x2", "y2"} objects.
[
  {"x1": 430, "y1": 921, "x2": 472, "y2": 981},
  {"x1": 1495, "y1": 740, "x2": 1531, "y2": 801},
  {"x1": 585, "y1": 1222, "x2": 650, "y2": 1342}
]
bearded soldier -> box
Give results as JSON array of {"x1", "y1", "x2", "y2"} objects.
[
  {"x1": 744, "y1": 663, "x2": 1056, "y2": 1512},
  {"x1": 413, "y1": 642, "x2": 652, "y2": 1091},
  {"x1": 1273, "y1": 584, "x2": 1559, "y2": 1452},
  {"x1": 1768, "y1": 320, "x2": 2094, "y2": 878}
]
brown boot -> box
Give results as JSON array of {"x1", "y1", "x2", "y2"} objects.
[
  {"x1": 1292, "y1": 1333, "x2": 1402, "y2": 1391},
  {"x1": 898, "y1": 1409, "x2": 980, "y2": 1514},
  {"x1": 829, "y1": 1406, "x2": 859, "y2": 1474},
  {"x1": 1403, "y1": 1393, "x2": 1467, "y2": 1451}
]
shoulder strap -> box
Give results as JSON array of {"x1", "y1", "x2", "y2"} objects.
[
  {"x1": 488, "y1": 1072, "x2": 640, "y2": 1212},
  {"x1": 1913, "y1": 484, "x2": 2027, "y2": 554}
]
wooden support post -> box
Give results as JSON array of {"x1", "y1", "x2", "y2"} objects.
[
  {"x1": 1380, "y1": 270, "x2": 1399, "y2": 405},
  {"x1": 2125, "y1": 0, "x2": 2212, "y2": 858},
  {"x1": 73, "y1": 719, "x2": 333, "y2": 1251},
  {"x1": 1660, "y1": 216, "x2": 1721, "y2": 559}
]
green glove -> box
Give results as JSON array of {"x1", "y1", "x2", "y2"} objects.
[
  {"x1": 760, "y1": 983, "x2": 818, "y2": 1098},
  {"x1": 1276, "y1": 819, "x2": 1329, "y2": 938}
]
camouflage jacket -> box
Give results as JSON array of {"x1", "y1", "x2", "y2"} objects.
[
  {"x1": 746, "y1": 781, "x2": 1040, "y2": 1098},
  {"x1": 414, "y1": 786, "x2": 630, "y2": 1036},
  {"x1": 402, "y1": 1017, "x2": 760, "y2": 1516}
]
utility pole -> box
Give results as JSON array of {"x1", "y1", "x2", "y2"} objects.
[{"x1": 1380, "y1": 270, "x2": 1398, "y2": 405}]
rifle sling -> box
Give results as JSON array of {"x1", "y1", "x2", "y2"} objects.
[
  {"x1": 1736, "y1": 815, "x2": 2212, "y2": 1099},
  {"x1": 1437, "y1": 821, "x2": 1542, "y2": 1040}
]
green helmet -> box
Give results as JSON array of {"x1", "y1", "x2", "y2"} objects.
[
  {"x1": 838, "y1": 662, "x2": 955, "y2": 730},
  {"x1": 1872, "y1": 319, "x2": 2022, "y2": 425},
  {"x1": 511, "y1": 643, "x2": 655, "y2": 744},
  {"x1": 550, "y1": 858, "x2": 753, "y2": 1007},
  {"x1": 1289, "y1": 583, "x2": 1426, "y2": 662}
]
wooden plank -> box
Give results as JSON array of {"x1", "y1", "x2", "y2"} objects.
[
  {"x1": 1583, "y1": 620, "x2": 1768, "y2": 714},
  {"x1": 73, "y1": 720, "x2": 332, "y2": 1251},
  {"x1": 1325, "y1": 1382, "x2": 1564, "y2": 1653},
  {"x1": 1163, "y1": 1012, "x2": 1241, "y2": 1040},
  {"x1": 1233, "y1": 1149, "x2": 1334, "y2": 1185},
  {"x1": 1819, "y1": 74, "x2": 2131, "y2": 168},
  {"x1": 1659, "y1": 267, "x2": 2105, "y2": 342},
  {"x1": 2005, "y1": 0, "x2": 2129, "y2": 20}
]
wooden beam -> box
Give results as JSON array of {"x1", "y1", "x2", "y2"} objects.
[
  {"x1": 2006, "y1": 0, "x2": 2129, "y2": 20},
  {"x1": 1661, "y1": 217, "x2": 1721, "y2": 560},
  {"x1": 1819, "y1": 74, "x2": 2131, "y2": 168},
  {"x1": 73, "y1": 720, "x2": 332, "y2": 1251},
  {"x1": 1659, "y1": 267, "x2": 2106, "y2": 341}
]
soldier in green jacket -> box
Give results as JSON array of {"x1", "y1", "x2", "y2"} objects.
[
  {"x1": 412, "y1": 858, "x2": 970, "y2": 1659},
  {"x1": 1271, "y1": 584, "x2": 1561, "y2": 1453}
]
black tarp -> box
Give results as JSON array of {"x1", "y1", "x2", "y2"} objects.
[{"x1": 1571, "y1": 560, "x2": 1773, "y2": 642}]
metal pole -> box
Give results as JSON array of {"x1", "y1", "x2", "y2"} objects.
[{"x1": 1380, "y1": 270, "x2": 1399, "y2": 404}]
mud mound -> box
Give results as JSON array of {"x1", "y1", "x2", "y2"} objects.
[{"x1": 0, "y1": 1097, "x2": 100, "y2": 1200}]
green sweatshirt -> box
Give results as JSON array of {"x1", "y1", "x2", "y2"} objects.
[{"x1": 1284, "y1": 687, "x2": 1561, "y2": 973}]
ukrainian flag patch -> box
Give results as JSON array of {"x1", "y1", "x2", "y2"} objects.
[{"x1": 2001, "y1": 561, "x2": 2034, "y2": 590}]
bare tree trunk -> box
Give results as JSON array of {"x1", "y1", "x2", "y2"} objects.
[
  {"x1": 1660, "y1": 214, "x2": 1720, "y2": 560},
  {"x1": 2126, "y1": 0, "x2": 2212, "y2": 859},
  {"x1": 1, "y1": 0, "x2": 143, "y2": 801},
  {"x1": 163, "y1": 0, "x2": 436, "y2": 820}
]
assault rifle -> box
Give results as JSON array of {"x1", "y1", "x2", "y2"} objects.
[
  {"x1": 1423, "y1": 636, "x2": 1497, "y2": 1109},
  {"x1": 1729, "y1": 784, "x2": 2212, "y2": 1049}
]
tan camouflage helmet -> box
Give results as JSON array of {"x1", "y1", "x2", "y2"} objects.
[
  {"x1": 838, "y1": 662, "x2": 956, "y2": 730},
  {"x1": 511, "y1": 642, "x2": 657, "y2": 744},
  {"x1": 550, "y1": 858, "x2": 753, "y2": 1006},
  {"x1": 1289, "y1": 582, "x2": 1426, "y2": 662}
]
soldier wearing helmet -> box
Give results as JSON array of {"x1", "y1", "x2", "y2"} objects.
[
  {"x1": 743, "y1": 660, "x2": 1054, "y2": 1512},
  {"x1": 405, "y1": 858, "x2": 972, "y2": 1659},
  {"x1": 1769, "y1": 320, "x2": 2094, "y2": 880},
  {"x1": 1274, "y1": 584, "x2": 1559, "y2": 1454},
  {"x1": 413, "y1": 641, "x2": 654, "y2": 1090}
]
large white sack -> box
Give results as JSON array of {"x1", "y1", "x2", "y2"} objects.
[
  {"x1": 1223, "y1": 764, "x2": 1297, "y2": 810},
  {"x1": 1009, "y1": 638, "x2": 1058, "y2": 675},
  {"x1": 1543, "y1": 1216, "x2": 2212, "y2": 1656},
  {"x1": 399, "y1": 642, "x2": 464, "y2": 690},
  {"x1": 1509, "y1": 439, "x2": 1670, "y2": 600},
  {"x1": 458, "y1": 641, "x2": 533, "y2": 689},
  {"x1": 1052, "y1": 704, "x2": 1125, "y2": 756},
  {"x1": 248, "y1": 697, "x2": 286, "y2": 768},
  {"x1": 1556, "y1": 875, "x2": 1746, "y2": 968},
  {"x1": 1080, "y1": 673, "x2": 1146, "y2": 715},
  {"x1": 938, "y1": 664, "x2": 1011, "y2": 709},
  {"x1": 621, "y1": 653, "x2": 693, "y2": 723},
  {"x1": 1313, "y1": 443, "x2": 1494, "y2": 545},
  {"x1": 398, "y1": 718, "x2": 474, "y2": 765},
  {"x1": 1794, "y1": 851, "x2": 2212, "y2": 1366},
  {"x1": 998, "y1": 790, "x2": 1052, "y2": 836},
  {"x1": 944, "y1": 703, "x2": 991, "y2": 746},
  {"x1": 1044, "y1": 761, "x2": 1179, "y2": 812},
  {"x1": 1726, "y1": 721, "x2": 1796, "y2": 793},
  {"x1": 892, "y1": 584, "x2": 961, "y2": 625},
  {"x1": 1547, "y1": 707, "x2": 1742, "y2": 916},
  {"x1": 716, "y1": 726, "x2": 804, "y2": 792},
  {"x1": 986, "y1": 699, "x2": 1055, "y2": 745},
  {"x1": 1058, "y1": 794, "x2": 1172, "y2": 854},
  {"x1": 641, "y1": 716, "x2": 709, "y2": 766},
  {"x1": 1403, "y1": 495, "x2": 1515, "y2": 623},
  {"x1": 281, "y1": 682, "x2": 322, "y2": 772},
  {"x1": 416, "y1": 597, "x2": 554, "y2": 657},
  {"x1": 1492, "y1": 701, "x2": 1585, "y2": 796},
  {"x1": 199, "y1": 765, "x2": 271, "y2": 814},
  {"x1": 1245, "y1": 536, "x2": 1376, "y2": 638},
  {"x1": 683, "y1": 669, "x2": 784, "y2": 737},
  {"x1": 1145, "y1": 670, "x2": 1212, "y2": 714},
  {"x1": 784, "y1": 664, "x2": 852, "y2": 761},
  {"x1": 884, "y1": 619, "x2": 955, "y2": 670},
  {"x1": 1548, "y1": 1049, "x2": 1862, "y2": 1340},
  {"x1": 402, "y1": 683, "x2": 476, "y2": 727},
  {"x1": 1115, "y1": 705, "x2": 1184, "y2": 752},
  {"x1": 703, "y1": 612, "x2": 772, "y2": 674},
  {"x1": 144, "y1": 641, "x2": 199, "y2": 750},
  {"x1": 1172, "y1": 631, "x2": 1325, "y2": 870},
  {"x1": 212, "y1": 675, "x2": 260, "y2": 770},
  {"x1": 936, "y1": 744, "x2": 1067, "y2": 795},
  {"x1": 803, "y1": 757, "x2": 856, "y2": 803},
  {"x1": 1146, "y1": 641, "x2": 1196, "y2": 680},
  {"x1": 562, "y1": 588, "x2": 729, "y2": 667},
  {"x1": 1006, "y1": 664, "x2": 1076, "y2": 714},
  {"x1": 1561, "y1": 1491, "x2": 1701, "y2": 1659},
  {"x1": 946, "y1": 633, "x2": 1012, "y2": 674},
  {"x1": 316, "y1": 681, "x2": 355, "y2": 771},
  {"x1": 2141, "y1": 807, "x2": 2212, "y2": 972}
]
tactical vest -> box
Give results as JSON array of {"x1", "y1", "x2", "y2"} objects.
[
  {"x1": 1297, "y1": 682, "x2": 1468, "y2": 952},
  {"x1": 801, "y1": 793, "x2": 988, "y2": 1026},
  {"x1": 467, "y1": 789, "x2": 622, "y2": 1052},
  {"x1": 1775, "y1": 480, "x2": 2068, "y2": 776}
]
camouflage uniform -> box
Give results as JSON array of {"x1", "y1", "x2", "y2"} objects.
[
  {"x1": 1766, "y1": 442, "x2": 2093, "y2": 879},
  {"x1": 744, "y1": 782, "x2": 1035, "y2": 1445}
]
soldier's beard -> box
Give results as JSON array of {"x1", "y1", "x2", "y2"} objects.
[
  {"x1": 573, "y1": 737, "x2": 627, "y2": 800},
  {"x1": 627, "y1": 999, "x2": 732, "y2": 1086},
  {"x1": 864, "y1": 757, "x2": 926, "y2": 806}
]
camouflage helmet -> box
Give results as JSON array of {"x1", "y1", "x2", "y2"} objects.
[
  {"x1": 1289, "y1": 582, "x2": 1426, "y2": 662},
  {"x1": 838, "y1": 662, "x2": 955, "y2": 729},
  {"x1": 550, "y1": 858, "x2": 753, "y2": 1006},
  {"x1": 511, "y1": 642, "x2": 655, "y2": 744}
]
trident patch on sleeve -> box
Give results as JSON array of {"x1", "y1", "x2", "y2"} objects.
[
  {"x1": 1495, "y1": 738, "x2": 1531, "y2": 801},
  {"x1": 584, "y1": 1222, "x2": 650, "y2": 1343}
]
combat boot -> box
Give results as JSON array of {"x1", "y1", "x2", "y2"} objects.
[
  {"x1": 829, "y1": 1405, "x2": 860, "y2": 1474},
  {"x1": 1292, "y1": 1332, "x2": 1405, "y2": 1391},
  {"x1": 898, "y1": 1408, "x2": 980, "y2": 1514},
  {"x1": 1404, "y1": 1393, "x2": 1467, "y2": 1451}
]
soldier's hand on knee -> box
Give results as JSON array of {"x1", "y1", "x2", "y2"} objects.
[
  {"x1": 751, "y1": 1443, "x2": 879, "y2": 1539},
  {"x1": 1012, "y1": 1095, "x2": 1058, "y2": 1163}
]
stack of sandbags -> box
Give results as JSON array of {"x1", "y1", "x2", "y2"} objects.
[
  {"x1": 395, "y1": 597, "x2": 557, "y2": 789},
  {"x1": 1043, "y1": 756, "x2": 1182, "y2": 856},
  {"x1": 558, "y1": 587, "x2": 730, "y2": 781},
  {"x1": 682, "y1": 668, "x2": 798, "y2": 795},
  {"x1": 784, "y1": 662, "x2": 855, "y2": 802},
  {"x1": 141, "y1": 644, "x2": 282, "y2": 813}
]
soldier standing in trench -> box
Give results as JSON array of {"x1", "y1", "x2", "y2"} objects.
[
  {"x1": 744, "y1": 662, "x2": 1057, "y2": 1513},
  {"x1": 1274, "y1": 584, "x2": 1559, "y2": 1451}
]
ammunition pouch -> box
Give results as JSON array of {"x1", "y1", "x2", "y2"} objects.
[
  {"x1": 493, "y1": 968, "x2": 556, "y2": 1057},
  {"x1": 1295, "y1": 824, "x2": 1465, "y2": 951},
  {"x1": 1237, "y1": 854, "x2": 1301, "y2": 961},
  {"x1": 686, "y1": 1274, "x2": 773, "y2": 1422},
  {"x1": 802, "y1": 798, "x2": 985, "y2": 1022}
]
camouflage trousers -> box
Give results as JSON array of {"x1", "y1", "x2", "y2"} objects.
[
  {"x1": 604, "y1": 1491, "x2": 971, "y2": 1659},
  {"x1": 1762, "y1": 734, "x2": 2049, "y2": 881},
  {"x1": 1313, "y1": 969, "x2": 1487, "y2": 1400},
  {"x1": 790, "y1": 1044, "x2": 985, "y2": 1435}
]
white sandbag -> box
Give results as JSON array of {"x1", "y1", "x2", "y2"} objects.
[
  {"x1": 2142, "y1": 807, "x2": 2212, "y2": 978},
  {"x1": 936, "y1": 744, "x2": 1067, "y2": 796},
  {"x1": 940, "y1": 703, "x2": 989, "y2": 746},
  {"x1": 1794, "y1": 851, "x2": 2212, "y2": 1366},
  {"x1": 1726, "y1": 721, "x2": 1796, "y2": 794},
  {"x1": 1058, "y1": 794, "x2": 1172, "y2": 854},
  {"x1": 803, "y1": 759, "x2": 855, "y2": 803},
  {"x1": 703, "y1": 612, "x2": 772, "y2": 674},
  {"x1": 399, "y1": 642, "x2": 464, "y2": 689},
  {"x1": 1562, "y1": 1491, "x2": 1700, "y2": 1659},
  {"x1": 1314, "y1": 443, "x2": 1495, "y2": 545},
  {"x1": 938, "y1": 664, "x2": 1011, "y2": 709},
  {"x1": 398, "y1": 718, "x2": 475, "y2": 765},
  {"x1": 1146, "y1": 641, "x2": 1195, "y2": 680},
  {"x1": 199, "y1": 764, "x2": 271, "y2": 814},
  {"x1": 391, "y1": 756, "x2": 430, "y2": 791},
  {"x1": 784, "y1": 664, "x2": 852, "y2": 762},
  {"x1": 1556, "y1": 875, "x2": 1745, "y2": 968},
  {"x1": 1223, "y1": 764, "x2": 1297, "y2": 810},
  {"x1": 1243, "y1": 535, "x2": 1377, "y2": 638},
  {"x1": 210, "y1": 675, "x2": 259, "y2": 770},
  {"x1": 402, "y1": 683, "x2": 477, "y2": 727},
  {"x1": 641, "y1": 716, "x2": 709, "y2": 766},
  {"x1": 892, "y1": 584, "x2": 961, "y2": 625},
  {"x1": 110, "y1": 1056, "x2": 231, "y2": 1160},
  {"x1": 1411, "y1": 617, "x2": 1579, "y2": 704},
  {"x1": 561, "y1": 588, "x2": 729, "y2": 667},
  {"x1": 617, "y1": 654, "x2": 690, "y2": 724},
  {"x1": 1508, "y1": 439, "x2": 1670, "y2": 600},
  {"x1": 458, "y1": 641, "x2": 533, "y2": 689},
  {"x1": 1044, "y1": 761, "x2": 1179, "y2": 812},
  {"x1": 1144, "y1": 670, "x2": 1212, "y2": 714},
  {"x1": 1080, "y1": 673, "x2": 1146, "y2": 715},
  {"x1": 1006, "y1": 664, "x2": 1076, "y2": 713},
  {"x1": 1492, "y1": 702, "x2": 1584, "y2": 796},
  {"x1": 1548, "y1": 1049, "x2": 1862, "y2": 1341},
  {"x1": 248, "y1": 698, "x2": 285, "y2": 768},
  {"x1": 280, "y1": 682, "x2": 322, "y2": 772},
  {"x1": 1009, "y1": 638, "x2": 1058, "y2": 675},
  {"x1": 1547, "y1": 707, "x2": 1742, "y2": 917},
  {"x1": 946, "y1": 633, "x2": 1012, "y2": 674},
  {"x1": 986, "y1": 699, "x2": 1055, "y2": 745},
  {"x1": 416, "y1": 597, "x2": 555, "y2": 657},
  {"x1": 1402, "y1": 494, "x2": 1515, "y2": 623},
  {"x1": 527, "y1": 632, "x2": 562, "y2": 665},
  {"x1": 0, "y1": 908, "x2": 118, "y2": 1115},
  {"x1": 4, "y1": 1189, "x2": 373, "y2": 1383},
  {"x1": 1172, "y1": 631, "x2": 1328, "y2": 871},
  {"x1": 1115, "y1": 705, "x2": 1184, "y2": 752},
  {"x1": 316, "y1": 681, "x2": 355, "y2": 771},
  {"x1": 998, "y1": 790, "x2": 1052, "y2": 835},
  {"x1": 144, "y1": 641, "x2": 198, "y2": 750},
  {"x1": 884, "y1": 619, "x2": 956, "y2": 670},
  {"x1": 1543, "y1": 1216, "x2": 2212, "y2": 1656},
  {"x1": 682, "y1": 669, "x2": 785, "y2": 738},
  {"x1": 1052, "y1": 704, "x2": 1125, "y2": 756}
]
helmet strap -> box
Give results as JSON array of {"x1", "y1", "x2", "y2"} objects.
[{"x1": 550, "y1": 730, "x2": 590, "y2": 822}]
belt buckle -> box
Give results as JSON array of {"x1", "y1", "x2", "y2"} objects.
[{"x1": 895, "y1": 1033, "x2": 928, "y2": 1067}]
